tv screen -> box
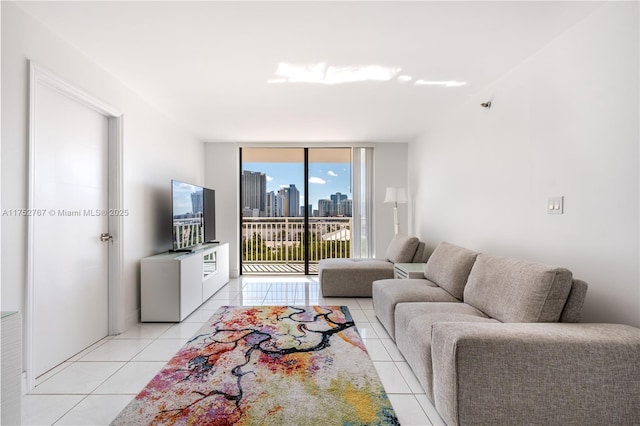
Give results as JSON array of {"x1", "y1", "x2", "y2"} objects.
[
  {"x1": 203, "y1": 187, "x2": 216, "y2": 243},
  {"x1": 172, "y1": 180, "x2": 204, "y2": 250}
]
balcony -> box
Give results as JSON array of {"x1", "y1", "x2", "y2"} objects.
[{"x1": 242, "y1": 217, "x2": 351, "y2": 274}]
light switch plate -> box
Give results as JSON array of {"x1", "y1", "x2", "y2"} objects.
[{"x1": 547, "y1": 196, "x2": 564, "y2": 214}]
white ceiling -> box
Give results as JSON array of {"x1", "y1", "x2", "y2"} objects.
[{"x1": 15, "y1": 1, "x2": 604, "y2": 143}]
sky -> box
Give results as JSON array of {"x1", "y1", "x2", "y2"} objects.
[{"x1": 244, "y1": 161, "x2": 352, "y2": 209}]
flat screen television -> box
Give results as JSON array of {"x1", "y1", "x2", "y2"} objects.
[{"x1": 171, "y1": 180, "x2": 216, "y2": 251}]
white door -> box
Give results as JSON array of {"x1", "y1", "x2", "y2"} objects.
[{"x1": 31, "y1": 80, "x2": 110, "y2": 377}]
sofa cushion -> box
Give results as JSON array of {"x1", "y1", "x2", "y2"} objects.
[
  {"x1": 463, "y1": 254, "x2": 573, "y2": 323},
  {"x1": 394, "y1": 302, "x2": 499, "y2": 400},
  {"x1": 424, "y1": 242, "x2": 478, "y2": 300},
  {"x1": 385, "y1": 234, "x2": 420, "y2": 263},
  {"x1": 412, "y1": 242, "x2": 427, "y2": 263},
  {"x1": 372, "y1": 279, "x2": 459, "y2": 339},
  {"x1": 559, "y1": 279, "x2": 588, "y2": 323}
]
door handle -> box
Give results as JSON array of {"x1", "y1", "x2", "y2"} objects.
[{"x1": 100, "y1": 233, "x2": 113, "y2": 243}]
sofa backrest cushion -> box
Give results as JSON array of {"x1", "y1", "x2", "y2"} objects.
[
  {"x1": 412, "y1": 242, "x2": 427, "y2": 263},
  {"x1": 385, "y1": 234, "x2": 420, "y2": 263},
  {"x1": 423, "y1": 242, "x2": 478, "y2": 300},
  {"x1": 463, "y1": 254, "x2": 573, "y2": 323},
  {"x1": 559, "y1": 279, "x2": 588, "y2": 323}
]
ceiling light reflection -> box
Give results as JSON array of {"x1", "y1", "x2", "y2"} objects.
[
  {"x1": 275, "y1": 62, "x2": 327, "y2": 83},
  {"x1": 270, "y1": 62, "x2": 400, "y2": 85},
  {"x1": 267, "y1": 63, "x2": 467, "y2": 88},
  {"x1": 414, "y1": 80, "x2": 467, "y2": 87},
  {"x1": 325, "y1": 65, "x2": 400, "y2": 84}
]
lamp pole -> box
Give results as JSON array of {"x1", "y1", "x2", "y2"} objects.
[
  {"x1": 393, "y1": 201, "x2": 399, "y2": 234},
  {"x1": 385, "y1": 187, "x2": 406, "y2": 235}
]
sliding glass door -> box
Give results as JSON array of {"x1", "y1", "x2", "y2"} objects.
[
  {"x1": 306, "y1": 148, "x2": 352, "y2": 268},
  {"x1": 240, "y1": 147, "x2": 354, "y2": 275}
]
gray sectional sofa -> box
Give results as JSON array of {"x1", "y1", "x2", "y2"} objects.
[
  {"x1": 372, "y1": 242, "x2": 640, "y2": 426},
  {"x1": 318, "y1": 234, "x2": 426, "y2": 297}
]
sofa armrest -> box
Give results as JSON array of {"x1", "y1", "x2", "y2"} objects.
[{"x1": 431, "y1": 322, "x2": 640, "y2": 426}]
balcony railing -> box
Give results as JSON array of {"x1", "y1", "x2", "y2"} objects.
[{"x1": 242, "y1": 217, "x2": 351, "y2": 274}]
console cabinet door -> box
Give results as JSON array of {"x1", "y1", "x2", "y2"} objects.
[
  {"x1": 141, "y1": 259, "x2": 181, "y2": 322},
  {"x1": 202, "y1": 244, "x2": 230, "y2": 300},
  {"x1": 179, "y1": 253, "x2": 203, "y2": 320}
]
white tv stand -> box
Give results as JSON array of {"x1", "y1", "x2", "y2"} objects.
[{"x1": 141, "y1": 242, "x2": 229, "y2": 322}]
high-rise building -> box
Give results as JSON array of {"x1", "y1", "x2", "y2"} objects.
[
  {"x1": 278, "y1": 187, "x2": 289, "y2": 217},
  {"x1": 242, "y1": 207, "x2": 260, "y2": 217},
  {"x1": 318, "y1": 199, "x2": 332, "y2": 217},
  {"x1": 266, "y1": 191, "x2": 276, "y2": 217},
  {"x1": 340, "y1": 199, "x2": 353, "y2": 217},
  {"x1": 275, "y1": 190, "x2": 284, "y2": 217},
  {"x1": 287, "y1": 184, "x2": 300, "y2": 217},
  {"x1": 190, "y1": 190, "x2": 203, "y2": 215},
  {"x1": 300, "y1": 204, "x2": 312, "y2": 217},
  {"x1": 241, "y1": 170, "x2": 266, "y2": 215},
  {"x1": 330, "y1": 192, "x2": 348, "y2": 216}
]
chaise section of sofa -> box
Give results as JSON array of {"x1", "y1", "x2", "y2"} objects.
[
  {"x1": 431, "y1": 322, "x2": 640, "y2": 426},
  {"x1": 318, "y1": 258, "x2": 396, "y2": 297},
  {"x1": 319, "y1": 234, "x2": 424, "y2": 297}
]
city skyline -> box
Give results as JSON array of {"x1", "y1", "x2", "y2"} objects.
[{"x1": 243, "y1": 161, "x2": 352, "y2": 212}]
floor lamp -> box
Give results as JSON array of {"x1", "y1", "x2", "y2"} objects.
[{"x1": 384, "y1": 187, "x2": 407, "y2": 235}]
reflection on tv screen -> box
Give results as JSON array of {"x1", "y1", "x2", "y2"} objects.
[{"x1": 172, "y1": 180, "x2": 204, "y2": 250}]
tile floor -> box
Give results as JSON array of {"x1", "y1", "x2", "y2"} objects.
[{"x1": 22, "y1": 276, "x2": 445, "y2": 426}]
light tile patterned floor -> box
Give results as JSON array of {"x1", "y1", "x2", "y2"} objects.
[{"x1": 22, "y1": 277, "x2": 445, "y2": 425}]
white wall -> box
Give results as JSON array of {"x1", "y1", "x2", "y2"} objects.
[
  {"x1": 1, "y1": 2, "x2": 205, "y2": 332},
  {"x1": 203, "y1": 142, "x2": 408, "y2": 273},
  {"x1": 408, "y1": 2, "x2": 639, "y2": 327},
  {"x1": 374, "y1": 143, "x2": 409, "y2": 257},
  {"x1": 204, "y1": 143, "x2": 240, "y2": 277}
]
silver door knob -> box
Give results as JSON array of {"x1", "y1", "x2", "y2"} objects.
[{"x1": 100, "y1": 233, "x2": 113, "y2": 242}]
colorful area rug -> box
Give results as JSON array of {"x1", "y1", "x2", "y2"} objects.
[{"x1": 112, "y1": 306, "x2": 399, "y2": 425}]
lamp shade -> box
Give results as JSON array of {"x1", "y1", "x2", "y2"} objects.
[{"x1": 384, "y1": 187, "x2": 407, "y2": 204}]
